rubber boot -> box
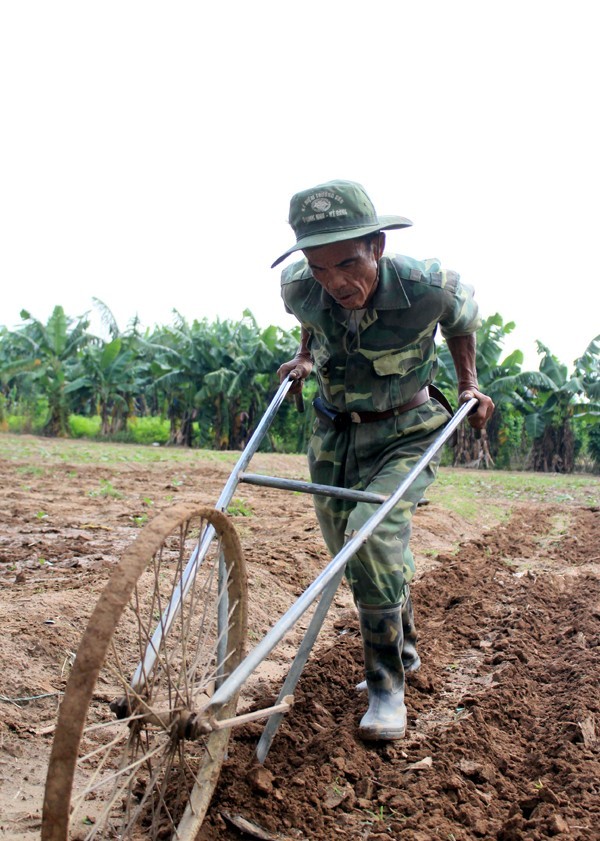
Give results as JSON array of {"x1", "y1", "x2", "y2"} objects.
[
  {"x1": 401, "y1": 586, "x2": 421, "y2": 674},
  {"x1": 356, "y1": 586, "x2": 420, "y2": 692},
  {"x1": 357, "y1": 603, "x2": 407, "y2": 741}
]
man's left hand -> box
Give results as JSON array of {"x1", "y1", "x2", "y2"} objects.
[{"x1": 458, "y1": 388, "x2": 495, "y2": 430}]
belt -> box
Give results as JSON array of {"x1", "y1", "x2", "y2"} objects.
[
  {"x1": 314, "y1": 387, "x2": 430, "y2": 431},
  {"x1": 347, "y1": 386, "x2": 430, "y2": 423}
]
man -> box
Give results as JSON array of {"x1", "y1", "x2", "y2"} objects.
[{"x1": 275, "y1": 180, "x2": 494, "y2": 741}]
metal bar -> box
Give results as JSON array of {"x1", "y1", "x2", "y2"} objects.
[
  {"x1": 214, "y1": 378, "x2": 296, "y2": 512},
  {"x1": 208, "y1": 695, "x2": 294, "y2": 732},
  {"x1": 131, "y1": 377, "x2": 295, "y2": 692},
  {"x1": 208, "y1": 398, "x2": 477, "y2": 709},
  {"x1": 239, "y1": 473, "x2": 387, "y2": 504},
  {"x1": 255, "y1": 566, "x2": 346, "y2": 764}
]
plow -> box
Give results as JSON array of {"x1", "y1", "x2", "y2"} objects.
[{"x1": 41, "y1": 377, "x2": 477, "y2": 840}]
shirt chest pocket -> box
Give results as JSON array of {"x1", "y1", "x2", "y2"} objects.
[
  {"x1": 372, "y1": 346, "x2": 423, "y2": 377},
  {"x1": 370, "y1": 346, "x2": 425, "y2": 410}
]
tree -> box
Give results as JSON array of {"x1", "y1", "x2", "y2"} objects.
[
  {"x1": 146, "y1": 310, "x2": 299, "y2": 449},
  {"x1": 436, "y1": 314, "x2": 544, "y2": 468},
  {"x1": 522, "y1": 337, "x2": 600, "y2": 473},
  {"x1": 65, "y1": 301, "x2": 146, "y2": 436},
  {"x1": 195, "y1": 311, "x2": 299, "y2": 450},
  {"x1": 66, "y1": 337, "x2": 141, "y2": 435},
  {"x1": 572, "y1": 335, "x2": 600, "y2": 470},
  {"x1": 2, "y1": 307, "x2": 92, "y2": 436},
  {"x1": 147, "y1": 316, "x2": 218, "y2": 447}
]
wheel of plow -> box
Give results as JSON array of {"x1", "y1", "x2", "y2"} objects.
[{"x1": 42, "y1": 504, "x2": 247, "y2": 841}]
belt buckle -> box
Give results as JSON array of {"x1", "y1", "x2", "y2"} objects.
[{"x1": 350, "y1": 411, "x2": 362, "y2": 424}]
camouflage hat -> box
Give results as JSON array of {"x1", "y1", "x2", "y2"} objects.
[{"x1": 271, "y1": 179, "x2": 412, "y2": 268}]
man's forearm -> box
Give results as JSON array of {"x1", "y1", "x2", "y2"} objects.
[
  {"x1": 446, "y1": 334, "x2": 479, "y2": 393},
  {"x1": 277, "y1": 325, "x2": 313, "y2": 388},
  {"x1": 298, "y1": 326, "x2": 311, "y2": 359}
]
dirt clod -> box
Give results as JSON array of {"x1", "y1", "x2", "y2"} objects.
[{"x1": 247, "y1": 765, "x2": 275, "y2": 795}]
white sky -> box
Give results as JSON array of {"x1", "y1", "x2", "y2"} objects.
[{"x1": 1, "y1": 1, "x2": 598, "y2": 372}]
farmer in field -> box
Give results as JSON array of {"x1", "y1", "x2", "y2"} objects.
[{"x1": 275, "y1": 179, "x2": 494, "y2": 741}]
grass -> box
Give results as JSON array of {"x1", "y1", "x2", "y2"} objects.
[
  {"x1": 16, "y1": 465, "x2": 45, "y2": 476},
  {"x1": 431, "y1": 466, "x2": 598, "y2": 517},
  {"x1": 227, "y1": 498, "x2": 254, "y2": 517},
  {"x1": 0, "y1": 432, "x2": 240, "y2": 467},
  {"x1": 0, "y1": 432, "x2": 598, "y2": 512},
  {"x1": 88, "y1": 479, "x2": 124, "y2": 499}
]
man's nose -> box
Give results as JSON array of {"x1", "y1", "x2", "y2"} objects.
[{"x1": 326, "y1": 271, "x2": 346, "y2": 292}]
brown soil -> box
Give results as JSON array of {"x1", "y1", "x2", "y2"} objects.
[{"x1": 0, "y1": 437, "x2": 599, "y2": 840}]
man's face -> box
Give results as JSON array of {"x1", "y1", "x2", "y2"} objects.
[{"x1": 303, "y1": 234, "x2": 383, "y2": 309}]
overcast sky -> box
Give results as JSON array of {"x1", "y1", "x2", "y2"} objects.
[{"x1": 1, "y1": 1, "x2": 598, "y2": 372}]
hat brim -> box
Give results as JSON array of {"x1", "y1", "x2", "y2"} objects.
[{"x1": 270, "y1": 215, "x2": 412, "y2": 268}]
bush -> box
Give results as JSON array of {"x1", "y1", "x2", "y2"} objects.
[
  {"x1": 7, "y1": 414, "x2": 47, "y2": 434},
  {"x1": 69, "y1": 415, "x2": 102, "y2": 438},
  {"x1": 127, "y1": 416, "x2": 170, "y2": 445},
  {"x1": 7, "y1": 415, "x2": 32, "y2": 434},
  {"x1": 69, "y1": 414, "x2": 170, "y2": 444},
  {"x1": 5, "y1": 398, "x2": 49, "y2": 435}
]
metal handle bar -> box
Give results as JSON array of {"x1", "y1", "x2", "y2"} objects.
[
  {"x1": 130, "y1": 377, "x2": 295, "y2": 692},
  {"x1": 239, "y1": 473, "x2": 388, "y2": 504},
  {"x1": 208, "y1": 397, "x2": 478, "y2": 709}
]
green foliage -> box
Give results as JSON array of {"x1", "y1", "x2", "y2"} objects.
[
  {"x1": 588, "y1": 425, "x2": 600, "y2": 470},
  {"x1": 8, "y1": 416, "x2": 31, "y2": 434},
  {"x1": 436, "y1": 313, "x2": 541, "y2": 467},
  {"x1": 521, "y1": 338, "x2": 600, "y2": 472},
  {"x1": 1, "y1": 305, "x2": 302, "y2": 450},
  {"x1": 4, "y1": 306, "x2": 92, "y2": 436},
  {"x1": 266, "y1": 378, "x2": 318, "y2": 453},
  {"x1": 572, "y1": 335, "x2": 600, "y2": 471},
  {"x1": 88, "y1": 479, "x2": 124, "y2": 499},
  {"x1": 227, "y1": 498, "x2": 254, "y2": 516},
  {"x1": 127, "y1": 416, "x2": 171, "y2": 445},
  {"x1": 494, "y1": 408, "x2": 525, "y2": 470},
  {"x1": 69, "y1": 415, "x2": 102, "y2": 438},
  {"x1": 436, "y1": 315, "x2": 600, "y2": 473},
  {"x1": 7, "y1": 398, "x2": 49, "y2": 434},
  {"x1": 1, "y1": 305, "x2": 599, "y2": 473},
  {"x1": 68, "y1": 414, "x2": 170, "y2": 444}
]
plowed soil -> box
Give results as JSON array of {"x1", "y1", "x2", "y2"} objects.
[{"x1": 0, "y1": 435, "x2": 598, "y2": 841}]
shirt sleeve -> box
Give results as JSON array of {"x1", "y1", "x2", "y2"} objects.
[
  {"x1": 280, "y1": 259, "x2": 309, "y2": 318},
  {"x1": 439, "y1": 278, "x2": 482, "y2": 339}
]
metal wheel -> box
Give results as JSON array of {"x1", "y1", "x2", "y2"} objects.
[{"x1": 42, "y1": 504, "x2": 247, "y2": 841}]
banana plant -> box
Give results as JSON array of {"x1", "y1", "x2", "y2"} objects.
[
  {"x1": 523, "y1": 336, "x2": 600, "y2": 472},
  {"x1": 435, "y1": 314, "x2": 543, "y2": 467},
  {"x1": 66, "y1": 337, "x2": 140, "y2": 435},
  {"x1": 2, "y1": 306, "x2": 92, "y2": 436}
]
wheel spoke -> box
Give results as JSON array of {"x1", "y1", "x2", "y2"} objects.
[{"x1": 42, "y1": 505, "x2": 247, "y2": 841}]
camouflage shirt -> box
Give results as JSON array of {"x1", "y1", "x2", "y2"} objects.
[{"x1": 281, "y1": 253, "x2": 481, "y2": 414}]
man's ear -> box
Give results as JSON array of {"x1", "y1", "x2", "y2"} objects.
[{"x1": 374, "y1": 232, "x2": 386, "y2": 260}]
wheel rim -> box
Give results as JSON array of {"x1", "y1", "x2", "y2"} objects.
[{"x1": 42, "y1": 505, "x2": 246, "y2": 841}]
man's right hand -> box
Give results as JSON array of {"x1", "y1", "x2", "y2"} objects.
[{"x1": 277, "y1": 354, "x2": 313, "y2": 394}]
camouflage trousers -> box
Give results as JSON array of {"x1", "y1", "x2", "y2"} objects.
[{"x1": 308, "y1": 398, "x2": 451, "y2": 607}]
